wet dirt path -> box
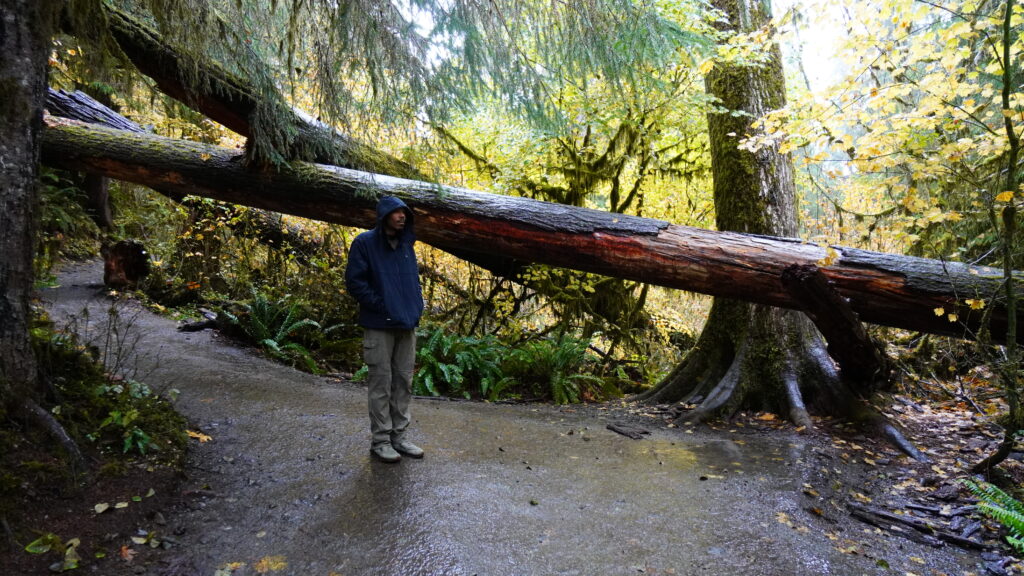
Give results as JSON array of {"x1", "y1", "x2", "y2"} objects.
[{"x1": 44, "y1": 261, "x2": 980, "y2": 576}]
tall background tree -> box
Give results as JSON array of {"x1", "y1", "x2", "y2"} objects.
[{"x1": 638, "y1": 0, "x2": 850, "y2": 429}]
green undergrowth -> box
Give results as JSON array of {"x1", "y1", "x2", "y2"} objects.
[
  {"x1": 354, "y1": 324, "x2": 627, "y2": 404},
  {"x1": 0, "y1": 317, "x2": 187, "y2": 516}
]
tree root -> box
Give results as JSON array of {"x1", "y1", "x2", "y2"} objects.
[
  {"x1": 805, "y1": 344, "x2": 929, "y2": 462},
  {"x1": 2, "y1": 514, "x2": 14, "y2": 551},
  {"x1": 17, "y1": 399, "x2": 89, "y2": 481},
  {"x1": 971, "y1": 433, "x2": 1015, "y2": 475},
  {"x1": 782, "y1": 351, "x2": 813, "y2": 429},
  {"x1": 880, "y1": 423, "x2": 930, "y2": 463},
  {"x1": 678, "y1": 341, "x2": 746, "y2": 424}
]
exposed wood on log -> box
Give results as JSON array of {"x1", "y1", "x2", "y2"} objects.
[
  {"x1": 40, "y1": 117, "x2": 1024, "y2": 344},
  {"x1": 46, "y1": 89, "x2": 144, "y2": 132},
  {"x1": 781, "y1": 264, "x2": 890, "y2": 388}
]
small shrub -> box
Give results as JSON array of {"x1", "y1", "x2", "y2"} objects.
[{"x1": 222, "y1": 287, "x2": 321, "y2": 370}]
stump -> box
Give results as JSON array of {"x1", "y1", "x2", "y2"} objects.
[{"x1": 102, "y1": 240, "x2": 151, "y2": 288}]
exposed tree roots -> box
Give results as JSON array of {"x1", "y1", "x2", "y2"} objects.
[
  {"x1": 638, "y1": 301, "x2": 929, "y2": 461},
  {"x1": 16, "y1": 398, "x2": 89, "y2": 480},
  {"x1": 971, "y1": 433, "x2": 1015, "y2": 475}
]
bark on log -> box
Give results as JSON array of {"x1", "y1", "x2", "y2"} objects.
[
  {"x1": 102, "y1": 5, "x2": 421, "y2": 179},
  {"x1": 45, "y1": 88, "x2": 520, "y2": 277},
  {"x1": 781, "y1": 264, "x2": 890, "y2": 388},
  {"x1": 45, "y1": 89, "x2": 326, "y2": 261},
  {"x1": 40, "y1": 117, "x2": 1024, "y2": 344}
]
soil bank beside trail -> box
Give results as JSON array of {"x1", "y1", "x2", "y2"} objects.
[{"x1": 39, "y1": 260, "x2": 983, "y2": 576}]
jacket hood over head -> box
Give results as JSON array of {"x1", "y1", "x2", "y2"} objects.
[{"x1": 375, "y1": 196, "x2": 414, "y2": 240}]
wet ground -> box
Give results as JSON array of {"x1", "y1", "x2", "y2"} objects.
[{"x1": 39, "y1": 261, "x2": 987, "y2": 576}]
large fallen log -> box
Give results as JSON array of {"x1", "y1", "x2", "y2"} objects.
[
  {"x1": 41, "y1": 117, "x2": 1024, "y2": 343},
  {"x1": 46, "y1": 88, "x2": 326, "y2": 260}
]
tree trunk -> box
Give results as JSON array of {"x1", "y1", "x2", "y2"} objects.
[
  {"x1": 100, "y1": 4, "x2": 422, "y2": 177},
  {"x1": 41, "y1": 117, "x2": 1024, "y2": 346},
  {"x1": 639, "y1": 0, "x2": 823, "y2": 424},
  {"x1": 0, "y1": 0, "x2": 57, "y2": 410},
  {"x1": 0, "y1": 0, "x2": 88, "y2": 474},
  {"x1": 638, "y1": 0, "x2": 912, "y2": 442}
]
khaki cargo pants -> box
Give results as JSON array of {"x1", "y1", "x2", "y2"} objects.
[{"x1": 363, "y1": 328, "x2": 416, "y2": 448}]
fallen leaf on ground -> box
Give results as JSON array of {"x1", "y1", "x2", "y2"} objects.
[
  {"x1": 253, "y1": 555, "x2": 288, "y2": 573},
  {"x1": 120, "y1": 545, "x2": 136, "y2": 562}
]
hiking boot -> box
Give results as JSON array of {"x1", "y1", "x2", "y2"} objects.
[
  {"x1": 392, "y1": 439, "x2": 424, "y2": 458},
  {"x1": 371, "y1": 443, "x2": 401, "y2": 463}
]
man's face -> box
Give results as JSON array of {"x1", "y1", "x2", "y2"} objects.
[{"x1": 384, "y1": 209, "x2": 406, "y2": 234}]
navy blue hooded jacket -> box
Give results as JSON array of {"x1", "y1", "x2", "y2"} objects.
[{"x1": 345, "y1": 196, "x2": 424, "y2": 330}]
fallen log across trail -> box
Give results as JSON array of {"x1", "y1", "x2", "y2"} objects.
[{"x1": 41, "y1": 116, "x2": 1024, "y2": 344}]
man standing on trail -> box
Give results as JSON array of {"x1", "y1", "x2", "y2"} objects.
[{"x1": 345, "y1": 196, "x2": 425, "y2": 463}]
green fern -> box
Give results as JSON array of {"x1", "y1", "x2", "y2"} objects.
[
  {"x1": 223, "y1": 287, "x2": 321, "y2": 371},
  {"x1": 413, "y1": 326, "x2": 505, "y2": 399},
  {"x1": 505, "y1": 334, "x2": 609, "y2": 404},
  {"x1": 963, "y1": 479, "x2": 1024, "y2": 553}
]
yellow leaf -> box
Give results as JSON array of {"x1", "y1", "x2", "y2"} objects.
[
  {"x1": 966, "y1": 299, "x2": 985, "y2": 310},
  {"x1": 996, "y1": 191, "x2": 1014, "y2": 202},
  {"x1": 757, "y1": 413, "x2": 777, "y2": 421},
  {"x1": 187, "y1": 430, "x2": 212, "y2": 443},
  {"x1": 947, "y1": 313, "x2": 958, "y2": 322},
  {"x1": 253, "y1": 555, "x2": 288, "y2": 573},
  {"x1": 934, "y1": 307, "x2": 945, "y2": 317},
  {"x1": 200, "y1": 153, "x2": 212, "y2": 161},
  {"x1": 817, "y1": 246, "x2": 839, "y2": 267},
  {"x1": 852, "y1": 492, "x2": 872, "y2": 503}
]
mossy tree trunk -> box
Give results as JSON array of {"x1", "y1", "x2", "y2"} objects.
[
  {"x1": 0, "y1": 0, "x2": 88, "y2": 472},
  {"x1": 639, "y1": 0, "x2": 836, "y2": 428},
  {"x1": 0, "y1": 0, "x2": 59, "y2": 409}
]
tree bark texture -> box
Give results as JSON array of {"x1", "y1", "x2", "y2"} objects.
[
  {"x1": 101, "y1": 5, "x2": 421, "y2": 178},
  {"x1": 0, "y1": 0, "x2": 60, "y2": 406},
  {"x1": 781, "y1": 264, "x2": 890, "y2": 389},
  {"x1": 41, "y1": 118, "x2": 1024, "y2": 345},
  {"x1": 641, "y1": 0, "x2": 831, "y2": 420}
]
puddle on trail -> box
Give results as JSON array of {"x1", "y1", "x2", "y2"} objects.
[{"x1": 225, "y1": 404, "x2": 847, "y2": 576}]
